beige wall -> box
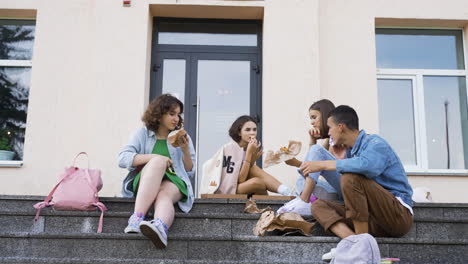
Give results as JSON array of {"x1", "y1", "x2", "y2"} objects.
[
  {"x1": 261, "y1": 0, "x2": 321, "y2": 191},
  {"x1": 1, "y1": 0, "x2": 468, "y2": 202}
]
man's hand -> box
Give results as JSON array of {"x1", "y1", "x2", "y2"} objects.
[
  {"x1": 299, "y1": 161, "x2": 323, "y2": 176},
  {"x1": 330, "y1": 144, "x2": 347, "y2": 160}
]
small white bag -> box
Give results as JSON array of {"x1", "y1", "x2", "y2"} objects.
[{"x1": 331, "y1": 233, "x2": 381, "y2": 264}]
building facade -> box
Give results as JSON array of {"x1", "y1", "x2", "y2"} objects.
[{"x1": 1, "y1": 0, "x2": 468, "y2": 202}]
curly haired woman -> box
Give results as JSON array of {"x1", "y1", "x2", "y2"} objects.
[{"x1": 118, "y1": 94, "x2": 195, "y2": 249}]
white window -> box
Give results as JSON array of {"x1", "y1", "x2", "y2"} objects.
[
  {"x1": 376, "y1": 28, "x2": 468, "y2": 173},
  {"x1": 0, "y1": 19, "x2": 35, "y2": 165}
]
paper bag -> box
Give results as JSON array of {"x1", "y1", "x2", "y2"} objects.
[{"x1": 264, "y1": 140, "x2": 302, "y2": 168}]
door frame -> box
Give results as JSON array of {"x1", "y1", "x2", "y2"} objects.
[{"x1": 150, "y1": 17, "x2": 263, "y2": 144}]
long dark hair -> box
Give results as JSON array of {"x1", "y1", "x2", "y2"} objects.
[
  {"x1": 142, "y1": 94, "x2": 184, "y2": 132},
  {"x1": 229, "y1": 115, "x2": 258, "y2": 143},
  {"x1": 309, "y1": 99, "x2": 335, "y2": 138}
]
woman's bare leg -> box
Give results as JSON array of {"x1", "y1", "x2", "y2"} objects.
[
  {"x1": 153, "y1": 180, "x2": 183, "y2": 228},
  {"x1": 249, "y1": 165, "x2": 282, "y2": 193},
  {"x1": 237, "y1": 177, "x2": 268, "y2": 195},
  {"x1": 134, "y1": 156, "x2": 167, "y2": 215}
]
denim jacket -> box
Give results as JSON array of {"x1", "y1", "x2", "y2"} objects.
[
  {"x1": 118, "y1": 127, "x2": 196, "y2": 213},
  {"x1": 336, "y1": 130, "x2": 413, "y2": 206}
]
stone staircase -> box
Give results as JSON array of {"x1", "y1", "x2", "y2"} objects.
[{"x1": 1, "y1": 195, "x2": 467, "y2": 263}]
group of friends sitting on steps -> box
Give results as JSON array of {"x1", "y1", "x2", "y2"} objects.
[{"x1": 117, "y1": 93, "x2": 413, "y2": 259}]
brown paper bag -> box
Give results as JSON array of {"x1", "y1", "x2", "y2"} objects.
[
  {"x1": 263, "y1": 140, "x2": 302, "y2": 168},
  {"x1": 253, "y1": 211, "x2": 314, "y2": 236},
  {"x1": 243, "y1": 199, "x2": 272, "y2": 214},
  {"x1": 245, "y1": 200, "x2": 314, "y2": 236}
]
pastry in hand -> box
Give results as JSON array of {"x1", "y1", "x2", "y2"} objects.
[{"x1": 168, "y1": 129, "x2": 187, "y2": 147}]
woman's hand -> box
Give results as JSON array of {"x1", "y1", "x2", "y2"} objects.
[
  {"x1": 176, "y1": 130, "x2": 190, "y2": 151},
  {"x1": 246, "y1": 137, "x2": 262, "y2": 164},
  {"x1": 154, "y1": 154, "x2": 173, "y2": 169},
  {"x1": 252, "y1": 146, "x2": 263, "y2": 162},
  {"x1": 246, "y1": 137, "x2": 259, "y2": 154},
  {"x1": 167, "y1": 156, "x2": 173, "y2": 167},
  {"x1": 308, "y1": 127, "x2": 321, "y2": 145},
  {"x1": 175, "y1": 131, "x2": 193, "y2": 172}
]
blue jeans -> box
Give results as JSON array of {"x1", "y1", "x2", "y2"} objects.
[{"x1": 296, "y1": 144, "x2": 342, "y2": 200}]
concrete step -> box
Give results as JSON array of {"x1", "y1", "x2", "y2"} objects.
[
  {"x1": 1, "y1": 195, "x2": 468, "y2": 263},
  {"x1": 0, "y1": 232, "x2": 467, "y2": 264},
  {"x1": 1, "y1": 195, "x2": 468, "y2": 240},
  {"x1": 0, "y1": 195, "x2": 256, "y2": 214},
  {"x1": 1, "y1": 209, "x2": 468, "y2": 241},
  {"x1": 0, "y1": 257, "x2": 305, "y2": 264},
  {"x1": 2, "y1": 195, "x2": 468, "y2": 219}
]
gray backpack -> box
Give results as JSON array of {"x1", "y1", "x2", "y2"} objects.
[{"x1": 331, "y1": 233, "x2": 381, "y2": 264}]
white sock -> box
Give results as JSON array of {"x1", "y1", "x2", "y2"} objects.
[{"x1": 278, "y1": 184, "x2": 292, "y2": 196}]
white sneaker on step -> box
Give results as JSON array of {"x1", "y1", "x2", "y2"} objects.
[
  {"x1": 276, "y1": 197, "x2": 312, "y2": 216},
  {"x1": 322, "y1": 247, "x2": 336, "y2": 262}
]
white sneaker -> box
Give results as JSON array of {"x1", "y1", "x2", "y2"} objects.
[
  {"x1": 139, "y1": 219, "x2": 168, "y2": 249},
  {"x1": 322, "y1": 247, "x2": 336, "y2": 262},
  {"x1": 124, "y1": 212, "x2": 143, "y2": 233},
  {"x1": 276, "y1": 197, "x2": 312, "y2": 216},
  {"x1": 284, "y1": 187, "x2": 299, "y2": 197},
  {"x1": 278, "y1": 185, "x2": 299, "y2": 196}
]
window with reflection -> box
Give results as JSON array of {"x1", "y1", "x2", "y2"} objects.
[
  {"x1": 0, "y1": 19, "x2": 35, "y2": 160},
  {"x1": 376, "y1": 29, "x2": 468, "y2": 171},
  {"x1": 157, "y1": 21, "x2": 258, "y2": 47},
  {"x1": 376, "y1": 29, "x2": 465, "y2": 70}
]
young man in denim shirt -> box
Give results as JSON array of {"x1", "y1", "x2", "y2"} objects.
[{"x1": 301, "y1": 105, "x2": 413, "y2": 240}]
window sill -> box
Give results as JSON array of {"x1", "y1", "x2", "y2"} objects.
[
  {"x1": 407, "y1": 171, "x2": 468, "y2": 177},
  {"x1": 0, "y1": 161, "x2": 23, "y2": 168}
]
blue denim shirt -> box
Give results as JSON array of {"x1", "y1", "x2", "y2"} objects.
[
  {"x1": 118, "y1": 126, "x2": 196, "y2": 213},
  {"x1": 336, "y1": 130, "x2": 413, "y2": 206}
]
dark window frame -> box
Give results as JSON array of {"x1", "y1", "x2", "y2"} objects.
[{"x1": 150, "y1": 17, "x2": 263, "y2": 149}]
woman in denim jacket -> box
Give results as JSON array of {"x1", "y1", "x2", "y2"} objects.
[
  {"x1": 118, "y1": 94, "x2": 195, "y2": 249},
  {"x1": 278, "y1": 99, "x2": 346, "y2": 216}
]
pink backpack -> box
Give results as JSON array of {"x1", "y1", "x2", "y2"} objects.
[{"x1": 33, "y1": 152, "x2": 107, "y2": 232}]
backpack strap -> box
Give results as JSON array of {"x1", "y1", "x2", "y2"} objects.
[
  {"x1": 33, "y1": 173, "x2": 69, "y2": 221},
  {"x1": 73, "y1": 152, "x2": 90, "y2": 169},
  {"x1": 92, "y1": 201, "x2": 107, "y2": 233},
  {"x1": 33, "y1": 153, "x2": 88, "y2": 222}
]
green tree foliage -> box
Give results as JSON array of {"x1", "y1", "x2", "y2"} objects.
[{"x1": 0, "y1": 23, "x2": 34, "y2": 156}]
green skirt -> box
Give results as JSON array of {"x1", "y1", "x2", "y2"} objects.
[
  {"x1": 132, "y1": 169, "x2": 188, "y2": 202},
  {"x1": 132, "y1": 139, "x2": 188, "y2": 202}
]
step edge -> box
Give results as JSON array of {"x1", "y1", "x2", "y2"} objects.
[
  {"x1": 3, "y1": 195, "x2": 468, "y2": 208},
  {"x1": 2, "y1": 211, "x2": 467, "y2": 223},
  {"x1": 1, "y1": 231, "x2": 467, "y2": 245}
]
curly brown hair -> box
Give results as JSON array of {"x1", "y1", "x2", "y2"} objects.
[{"x1": 142, "y1": 94, "x2": 184, "y2": 132}]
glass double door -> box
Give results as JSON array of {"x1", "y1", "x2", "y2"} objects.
[{"x1": 151, "y1": 52, "x2": 261, "y2": 195}]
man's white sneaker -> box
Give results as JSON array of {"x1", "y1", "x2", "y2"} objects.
[
  {"x1": 322, "y1": 247, "x2": 336, "y2": 262},
  {"x1": 276, "y1": 197, "x2": 312, "y2": 216}
]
